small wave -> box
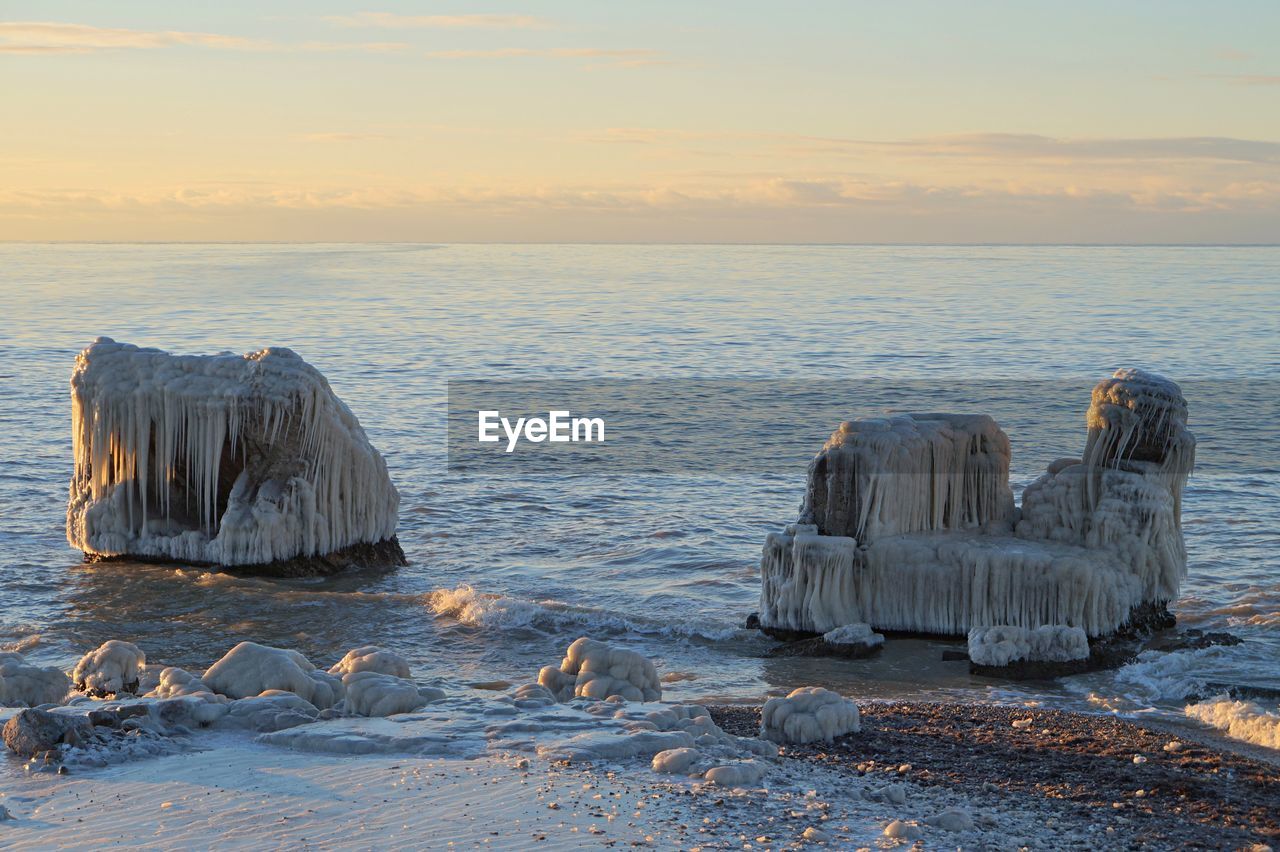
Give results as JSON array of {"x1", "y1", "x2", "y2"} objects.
[
  {"x1": 1185, "y1": 696, "x2": 1280, "y2": 750},
  {"x1": 424, "y1": 584, "x2": 742, "y2": 641},
  {"x1": 1110, "y1": 647, "x2": 1235, "y2": 703}
]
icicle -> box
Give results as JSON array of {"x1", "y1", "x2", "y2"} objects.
[{"x1": 66, "y1": 339, "x2": 400, "y2": 566}]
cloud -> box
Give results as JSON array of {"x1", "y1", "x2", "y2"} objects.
[
  {"x1": 325, "y1": 12, "x2": 549, "y2": 30},
  {"x1": 425, "y1": 47, "x2": 665, "y2": 65},
  {"x1": 1204, "y1": 74, "x2": 1280, "y2": 87},
  {"x1": 0, "y1": 21, "x2": 407, "y2": 54}
]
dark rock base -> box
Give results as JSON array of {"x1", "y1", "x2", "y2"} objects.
[{"x1": 82, "y1": 536, "x2": 408, "y2": 578}]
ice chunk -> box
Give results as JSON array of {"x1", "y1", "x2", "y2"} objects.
[
  {"x1": 537, "y1": 637, "x2": 661, "y2": 703},
  {"x1": 651, "y1": 746, "x2": 703, "y2": 775},
  {"x1": 328, "y1": 646, "x2": 411, "y2": 679},
  {"x1": 72, "y1": 640, "x2": 145, "y2": 697},
  {"x1": 0, "y1": 652, "x2": 71, "y2": 707},
  {"x1": 144, "y1": 667, "x2": 218, "y2": 699},
  {"x1": 220, "y1": 691, "x2": 321, "y2": 732},
  {"x1": 967, "y1": 625, "x2": 1090, "y2": 666},
  {"x1": 66, "y1": 338, "x2": 402, "y2": 569},
  {"x1": 202, "y1": 642, "x2": 344, "y2": 709},
  {"x1": 761, "y1": 686, "x2": 860, "y2": 744},
  {"x1": 702, "y1": 760, "x2": 764, "y2": 787},
  {"x1": 339, "y1": 671, "x2": 443, "y2": 717},
  {"x1": 822, "y1": 623, "x2": 884, "y2": 648}
]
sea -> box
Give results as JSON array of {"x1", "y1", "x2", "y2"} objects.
[{"x1": 1, "y1": 244, "x2": 1276, "y2": 744}]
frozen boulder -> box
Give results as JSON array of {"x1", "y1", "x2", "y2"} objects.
[
  {"x1": 651, "y1": 746, "x2": 703, "y2": 775},
  {"x1": 72, "y1": 640, "x2": 145, "y2": 697},
  {"x1": 538, "y1": 637, "x2": 661, "y2": 703},
  {"x1": 66, "y1": 338, "x2": 404, "y2": 575},
  {"x1": 761, "y1": 686, "x2": 860, "y2": 744},
  {"x1": 220, "y1": 691, "x2": 321, "y2": 732},
  {"x1": 0, "y1": 652, "x2": 71, "y2": 707},
  {"x1": 967, "y1": 625, "x2": 1089, "y2": 667},
  {"x1": 202, "y1": 642, "x2": 344, "y2": 709},
  {"x1": 328, "y1": 646, "x2": 411, "y2": 679},
  {"x1": 702, "y1": 760, "x2": 765, "y2": 787},
  {"x1": 339, "y1": 671, "x2": 444, "y2": 717},
  {"x1": 757, "y1": 368, "x2": 1195, "y2": 642}
]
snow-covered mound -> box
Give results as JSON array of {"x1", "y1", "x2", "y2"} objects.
[
  {"x1": 329, "y1": 646, "x2": 411, "y2": 679},
  {"x1": 0, "y1": 652, "x2": 71, "y2": 707},
  {"x1": 66, "y1": 338, "x2": 402, "y2": 571},
  {"x1": 967, "y1": 625, "x2": 1090, "y2": 667},
  {"x1": 73, "y1": 640, "x2": 145, "y2": 697},
  {"x1": 538, "y1": 637, "x2": 661, "y2": 703},
  {"x1": 758, "y1": 369, "x2": 1194, "y2": 638},
  {"x1": 202, "y1": 642, "x2": 344, "y2": 709},
  {"x1": 338, "y1": 671, "x2": 444, "y2": 717},
  {"x1": 761, "y1": 686, "x2": 860, "y2": 744}
]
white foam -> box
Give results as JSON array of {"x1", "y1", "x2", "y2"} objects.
[{"x1": 1185, "y1": 696, "x2": 1280, "y2": 750}]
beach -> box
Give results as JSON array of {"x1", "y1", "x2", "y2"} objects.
[{"x1": 3, "y1": 699, "x2": 1276, "y2": 850}]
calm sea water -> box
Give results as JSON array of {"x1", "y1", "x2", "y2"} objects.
[{"x1": 1, "y1": 244, "x2": 1276, "y2": 728}]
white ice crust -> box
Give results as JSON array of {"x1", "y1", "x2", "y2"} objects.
[
  {"x1": 202, "y1": 642, "x2": 344, "y2": 709},
  {"x1": 761, "y1": 686, "x2": 861, "y2": 744},
  {"x1": 822, "y1": 623, "x2": 885, "y2": 647},
  {"x1": 72, "y1": 640, "x2": 146, "y2": 696},
  {"x1": 328, "y1": 646, "x2": 412, "y2": 679},
  {"x1": 0, "y1": 652, "x2": 71, "y2": 707},
  {"x1": 338, "y1": 671, "x2": 445, "y2": 717},
  {"x1": 966, "y1": 625, "x2": 1090, "y2": 667},
  {"x1": 759, "y1": 369, "x2": 1195, "y2": 638},
  {"x1": 538, "y1": 637, "x2": 662, "y2": 703},
  {"x1": 66, "y1": 338, "x2": 399, "y2": 566}
]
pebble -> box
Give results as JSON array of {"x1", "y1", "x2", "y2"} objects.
[
  {"x1": 1011, "y1": 718, "x2": 1033, "y2": 729},
  {"x1": 883, "y1": 819, "x2": 922, "y2": 839},
  {"x1": 802, "y1": 826, "x2": 830, "y2": 842}
]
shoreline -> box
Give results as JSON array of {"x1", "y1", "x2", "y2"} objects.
[{"x1": 3, "y1": 698, "x2": 1275, "y2": 849}]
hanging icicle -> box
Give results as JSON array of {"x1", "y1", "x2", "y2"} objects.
[{"x1": 66, "y1": 338, "x2": 401, "y2": 568}]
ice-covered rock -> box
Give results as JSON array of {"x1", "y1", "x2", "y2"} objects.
[
  {"x1": 928, "y1": 807, "x2": 975, "y2": 832},
  {"x1": 758, "y1": 369, "x2": 1195, "y2": 640},
  {"x1": 538, "y1": 637, "x2": 661, "y2": 703},
  {"x1": 328, "y1": 646, "x2": 411, "y2": 679},
  {"x1": 220, "y1": 691, "x2": 320, "y2": 732},
  {"x1": 761, "y1": 686, "x2": 860, "y2": 744},
  {"x1": 66, "y1": 338, "x2": 403, "y2": 573},
  {"x1": 339, "y1": 671, "x2": 444, "y2": 717},
  {"x1": 651, "y1": 746, "x2": 703, "y2": 775},
  {"x1": 144, "y1": 666, "x2": 217, "y2": 699},
  {"x1": 202, "y1": 642, "x2": 344, "y2": 709},
  {"x1": 0, "y1": 652, "x2": 71, "y2": 707},
  {"x1": 967, "y1": 625, "x2": 1090, "y2": 667},
  {"x1": 72, "y1": 640, "x2": 145, "y2": 697},
  {"x1": 702, "y1": 760, "x2": 765, "y2": 787}
]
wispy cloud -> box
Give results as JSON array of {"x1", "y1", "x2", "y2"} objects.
[
  {"x1": 0, "y1": 21, "x2": 407, "y2": 54},
  {"x1": 325, "y1": 12, "x2": 549, "y2": 30},
  {"x1": 1204, "y1": 73, "x2": 1280, "y2": 87},
  {"x1": 426, "y1": 47, "x2": 666, "y2": 67}
]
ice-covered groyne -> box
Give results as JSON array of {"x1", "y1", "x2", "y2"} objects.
[
  {"x1": 758, "y1": 369, "x2": 1194, "y2": 639},
  {"x1": 66, "y1": 338, "x2": 403, "y2": 573}
]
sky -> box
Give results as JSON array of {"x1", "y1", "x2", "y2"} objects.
[{"x1": 2, "y1": 1, "x2": 1278, "y2": 243}]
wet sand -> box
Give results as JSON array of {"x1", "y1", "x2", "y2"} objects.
[{"x1": 713, "y1": 701, "x2": 1280, "y2": 849}]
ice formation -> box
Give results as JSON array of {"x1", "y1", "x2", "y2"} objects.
[
  {"x1": 0, "y1": 652, "x2": 71, "y2": 707},
  {"x1": 66, "y1": 338, "x2": 401, "y2": 570},
  {"x1": 966, "y1": 625, "x2": 1089, "y2": 667},
  {"x1": 201, "y1": 642, "x2": 344, "y2": 709},
  {"x1": 338, "y1": 671, "x2": 444, "y2": 717},
  {"x1": 72, "y1": 640, "x2": 145, "y2": 697},
  {"x1": 822, "y1": 623, "x2": 885, "y2": 649},
  {"x1": 145, "y1": 667, "x2": 220, "y2": 699},
  {"x1": 328, "y1": 646, "x2": 412, "y2": 679},
  {"x1": 758, "y1": 369, "x2": 1194, "y2": 638},
  {"x1": 760, "y1": 686, "x2": 861, "y2": 744},
  {"x1": 538, "y1": 637, "x2": 662, "y2": 703}
]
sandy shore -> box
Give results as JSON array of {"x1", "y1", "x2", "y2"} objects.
[{"x1": 2, "y1": 701, "x2": 1276, "y2": 849}]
